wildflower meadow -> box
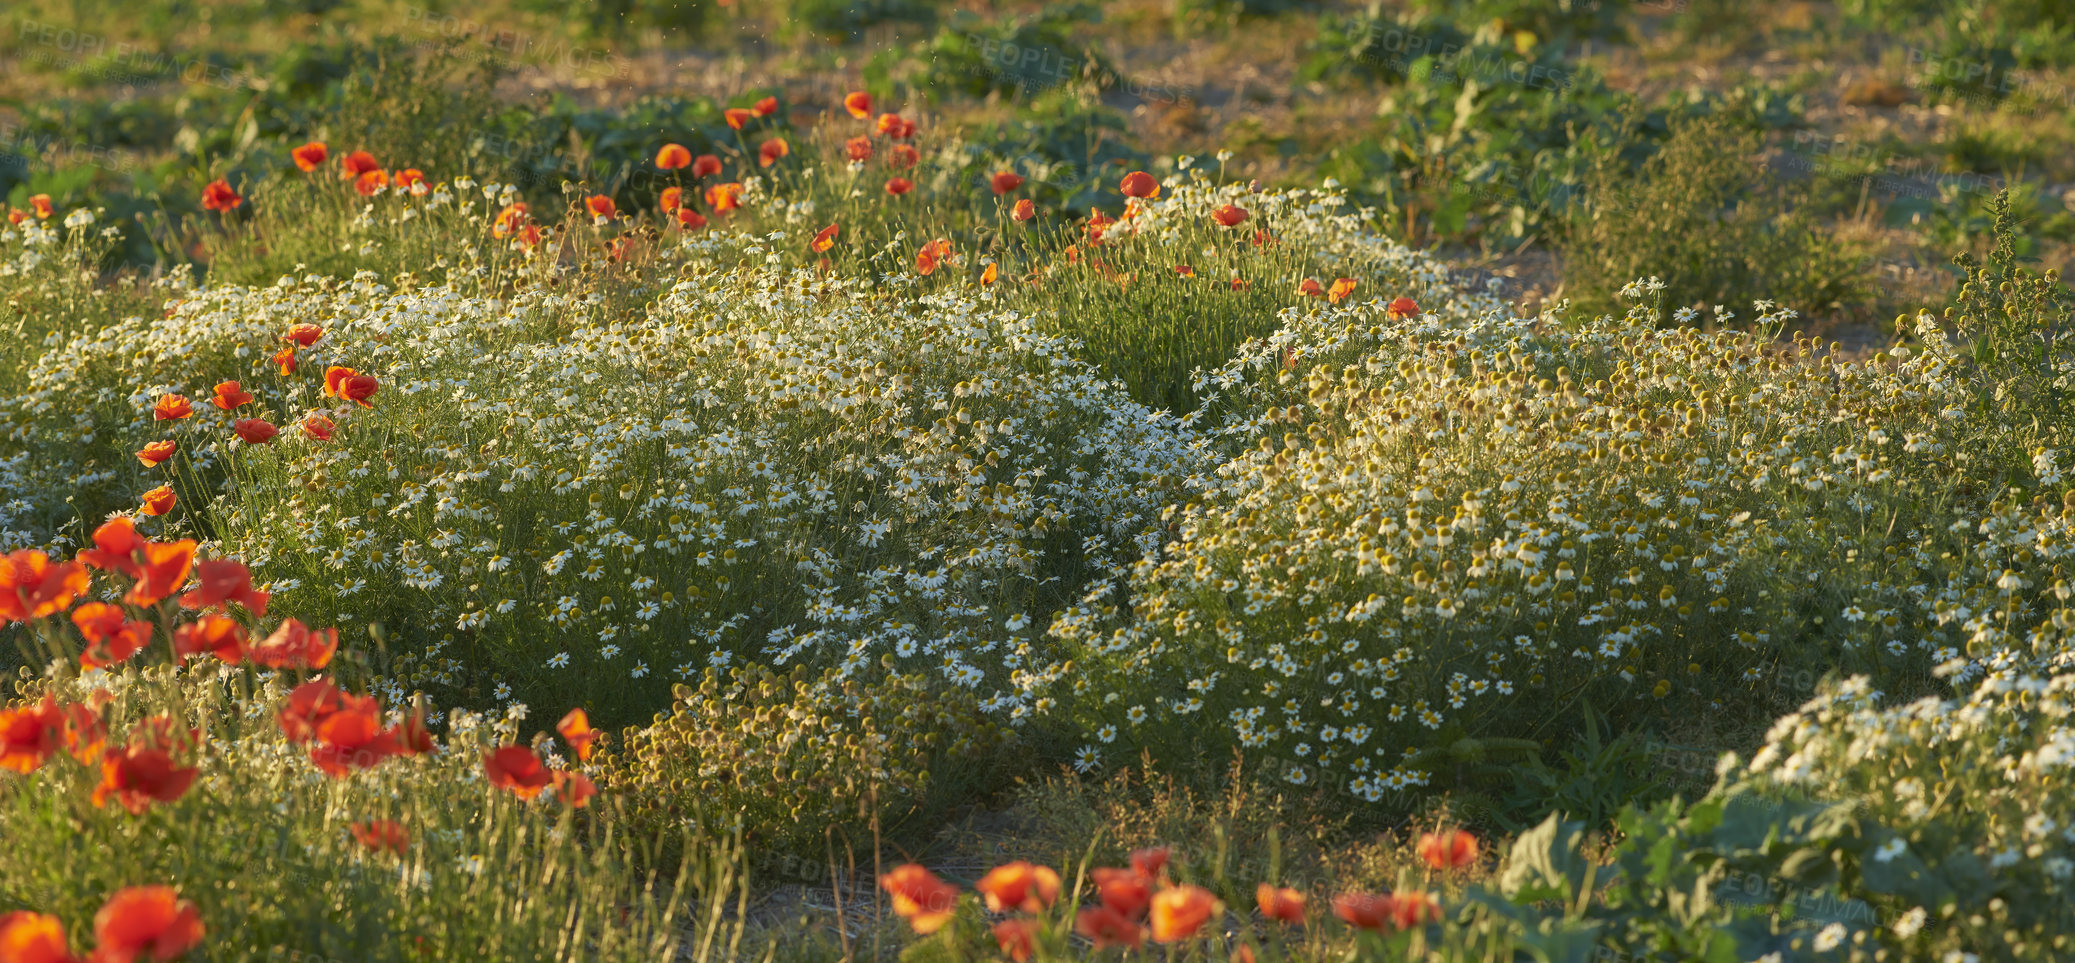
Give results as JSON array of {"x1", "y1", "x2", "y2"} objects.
[{"x1": 2, "y1": 0, "x2": 2073, "y2": 960}]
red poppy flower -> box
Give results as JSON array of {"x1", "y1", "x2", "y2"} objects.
[
  {"x1": 758, "y1": 138, "x2": 789, "y2": 168},
  {"x1": 1387, "y1": 295, "x2": 1421, "y2": 319},
  {"x1": 1391, "y1": 891, "x2": 1440, "y2": 930},
  {"x1": 92, "y1": 886, "x2": 205, "y2": 961},
  {"x1": 1175, "y1": 264, "x2": 1195, "y2": 278},
  {"x1": 752, "y1": 96, "x2": 778, "y2": 117},
  {"x1": 77, "y1": 518, "x2": 147, "y2": 578},
  {"x1": 1076, "y1": 905, "x2": 1145, "y2": 950},
  {"x1": 1298, "y1": 278, "x2": 1326, "y2": 298},
  {"x1": 723, "y1": 108, "x2": 755, "y2": 130},
  {"x1": 1119, "y1": 171, "x2": 1160, "y2": 199},
  {"x1": 676, "y1": 208, "x2": 708, "y2": 230},
  {"x1": 210, "y1": 381, "x2": 253, "y2": 410},
  {"x1": 876, "y1": 113, "x2": 916, "y2": 139},
  {"x1": 339, "y1": 150, "x2": 380, "y2": 179},
  {"x1": 890, "y1": 144, "x2": 919, "y2": 169},
  {"x1": 586, "y1": 195, "x2": 617, "y2": 220},
  {"x1": 135, "y1": 440, "x2": 177, "y2": 468},
  {"x1": 1252, "y1": 228, "x2": 1274, "y2": 248},
  {"x1": 29, "y1": 195, "x2": 53, "y2": 219},
  {"x1": 976, "y1": 862, "x2": 1061, "y2": 914},
  {"x1": 272, "y1": 346, "x2": 297, "y2": 376},
  {"x1": 656, "y1": 143, "x2": 692, "y2": 170},
  {"x1": 553, "y1": 769, "x2": 597, "y2": 807},
  {"x1": 884, "y1": 177, "x2": 914, "y2": 197},
  {"x1": 1331, "y1": 892, "x2": 1395, "y2": 932},
  {"x1": 492, "y1": 202, "x2": 530, "y2": 239},
  {"x1": 878, "y1": 864, "x2": 958, "y2": 935},
  {"x1": 152, "y1": 395, "x2": 193, "y2": 421},
  {"x1": 1229, "y1": 278, "x2": 1251, "y2": 291},
  {"x1": 71, "y1": 603, "x2": 152, "y2": 671},
  {"x1": 93, "y1": 743, "x2": 198, "y2": 813},
  {"x1": 704, "y1": 183, "x2": 743, "y2": 213},
  {"x1": 515, "y1": 223, "x2": 541, "y2": 248},
  {"x1": 0, "y1": 911, "x2": 71, "y2": 963},
  {"x1": 1257, "y1": 884, "x2": 1306, "y2": 925},
  {"x1": 988, "y1": 171, "x2": 1025, "y2": 195},
  {"x1": 843, "y1": 136, "x2": 873, "y2": 162},
  {"x1": 200, "y1": 179, "x2": 243, "y2": 212},
  {"x1": 659, "y1": 187, "x2": 683, "y2": 212},
  {"x1": 1149, "y1": 885, "x2": 1221, "y2": 943},
  {"x1": 1012, "y1": 198, "x2": 1036, "y2": 222},
  {"x1": 284, "y1": 323, "x2": 323, "y2": 347},
  {"x1": 125, "y1": 540, "x2": 197, "y2": 609},
  {"x1": 554, "y1": 708, "x2": 599, "y2": 762},
  {"x1": 394, "y1": 168, "x2": 428, "y2": 195},
  {"x1": 1417, "y1": 829, "x2": 1478, "y2": 870},
  {"x1": 179, "y1": 558, "x2": 269, "y2": 617},
  {"x1": 1212, "y1": 204, "x2": 1249, "y2": 227},
  {"x1": 172, "y1": 614, "x2": 246, "y2": 666},
  {"x1": 0, "y1": 550, "x2": 89, "y2": 624},
  {"x1": 915, "y1": 238, "x2": 951, "y2": 275},
  {"x1": 277, "y1": 679, "x2": 347, "y2": 744},
  {"x1": 691, "y1": 154, "x2": 723, "y2": 178},
  {"x1": 844, "y1": 91, "x2": 873, "y2": 118},
  {"x1": 323, "y1": 366, "x2": 379, "y2": 407},
  {"x1": 991, "y1": 918, "x2": 1038, "y2": 962},
  {"x1": 300, "y1": 414, "x2": 336, "y2": 441},
  {"x1": 307, "y1": 699, "x2": 400, "y2": 777},
  {"x1": 1091, "y1": 867, "x2": 1151, "y2": 918},
  {"x1": 980, "y1": 262, "x2": 998, "y2": 285},
  {"x1": 1328, "y1": 277, "x2": 1357, "y2": 304},
  {"x1": 354, "y1": 169, "x2": 389, "y2": 196},
  {"x1": 0, "y1": 698, "x2": 62, "y2": 774},
  {"x1": 396, "y1": 709, "x2": 436, "y2": 755},
  {"x1": 249, "y1": 617, "x2": 336, "y2": 671},
  {"x1": 292, "y1": 141, "x2": 328, "y2": 173},
  {"x1": 6, "y1": 208, "x2": 24, "y2": 225},
  {"x1": 810, "y1": 224, "x2": 839, "y2": 254},
  {"x1": 484, "y1": 745, "x2": 553, "y2": 799},
  {"x1": 1129, "y1": 846, "x2": 1170, "y2": 880},
  {"x1": 351, "y1": 819, "x2": 410, "y2": 855}
]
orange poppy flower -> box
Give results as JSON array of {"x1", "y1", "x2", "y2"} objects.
[
  {"x1": 351, "y1": 819, "x2": 410, "y2": 855},
  {"x1": 1212, "y1": 204, "x2": 1249, "y2": 227},
  {"x1": 136, "y1": 440, "x2": 177, "y2": 467},
  {"x1": 878, "y1": 864, "x2": 958, "y2": 935},
  {"x1": 493, "y1": 202, "x2": 531, "y2": 239},
  {"x1": 0, "y1": 911, "x2": 70, "y2": 963},
  {"x1": 844, "y1": 91, "x2": 873, "y2": 118},
  {"x1": 1297, "y1": 278, "x2": 1326, "y2": 298},
  {"x1": 1229, "y1": 278, "x2": 1251, "y2": 291},
  {"x1": 1091, "y1": 867, "x2": 1150, "y2": 918},
  {"x1": 211, "y1": 381, "x2": 253, "y2": 410},
  {"x1": 1387, "y1": 295, "x2": 1421, "y2": 319},
  {"x1": 990, "y1": 918, "x2": 1037, "y2": 962},
  {"x1": 1175, "y1": 265, "x2": 1195, "y2": 278},
  {"x1": 92, "y1": 886, "x2": 205, "y2": 960},
  {"x1": 1392, "y1": 891, "x2": 1440, "y2": 930},
  {"x1": 292, "y1": 141, "x2": 328, "y2": 172},
  {"x1": 980, "y1": 262, "x2": 997, "y2": 285},
  {"x1": 553, "y1": 769, "x2": 597, "y2": 807},
  {"x1": 885, "y1": 177, "x2": 914, "y2": 197},
  {"x1": 1075, "y1": 905, "x2": 1145, "y2": 950},
  {"x1": 586, "y1": 195, "x2": 617, "y2": 220},
  {"x1": 557, "y1": 708, "x2": 599, "y2": 762},
  {"x1": 810, "y1": 223, "x2": 839, "y2": 254},
  {"x1": 30, "y1": 194, "x2": 53, "y2": 219},
  {"x1": 200, "y1": 179, "x2": 243, "y2": 212},
  {"x1": 691, "y1": 154, "x2": 722, "y2": 178},
  {"x1": 273, "y1": 346, "x2": 297, "y2": 376},
  {"x1": 843, "y1": 136, "x2": 873, "y2": 162},
  {"x1": 660, "y1": 187, "x2": 683, "y2": 212},
  {"x1": 515, "y1": 223, "x2": 541, "y2": 248},
  {"x1": 991, "y1": 171, "x2": 1024, "y2": 194},
  {"x1": 752, "y1": 96, "x2": 778, "y2": 117},
  {"x1": 1252, "y1": 228, "x2": 1274, "y2": 248},
  {"x1": 1417, "y1": 829, "x2": 1478, "y2": 870},
  {"x1": 890, "y1": 144, "x2": 919, "y2": 169},
  {"x1": 676, "y1": 208, "x2": 708, "y2": 230},
  {"x1": 172, "y1": 614, "x2": 246, "y2": 666},
  {"x1": 1256, "y1": 884, "x2": 1305, "y2": 925},
  {"x1": 0, "y1": 698, "x2": 62, "y2": 773},
  {"x1": 124, "y1": 539, "x2": 197, "y2": 609},
  {"x1": 323, "y1": 366, "x2": 379, "y2": 407},
  {"x1": 307, "y1": 698, "x2": 400, "y2": 777},
  {"x1": 1149, "y1": 885, "x2": 1221, "y2": 943},
  {"x1": 1328, "y1": 277, "x2": 1357, "y2": 304},
  {"x1": 1119, "y1": 171, "x2": 1160, "y2": 198},
  {"x1": 249, "y1": 617, "x2": 336, "y2": 670},
  {"x1": 915, "y1": 238, "x2": 951, "y2": 275},
  {"x1": 1331, "y1": 892, "x2": 1394, "y2": 932},
  {"x1": 179, "y1": 558, "x2": 269, "y2": 617},
  {"x1": 93, "y1": 742, "x2": 198, "y2": 813},
  {"x1": 394, "y1": 168, "x2": 428, "y2": 195},
  {"x1": 705, "y1": 183, "x2": 743, "y2": 213},
  {"x1": 285, "y1": 323, "x2": 323, "y2": 346},
  {"x1": 656, "y1": 143, "x2": 692, "y2": 170},
  {"x1": 354, "y1": 169, "x2": 389, "y2": 196},
  {"x1": 0, "y1": 550, "x2": 89, "y2": 625},
  {"x1": 301, "y1": 414, "x2": 335, "y2": 441},
  {"x1": 976, "y1": 862, "x2": 1061, "y2": 914},
  {"x1": 1012, "y1": 198, "x2": 1036, "y2": 221},
  {"x1": 152, "y1": 394, "x2": 194, "y2": 421},
  {"x1": 71, "y1": 602, "x2": 152, "y2": 671},
  {"x1": 339, "y1": 150, "x2": 379, "y2": 179},
  {"x1": 484, "y1": 745, "x2": 553, "y2": 799},
  {"x1": 758, "y1": 138, "x2": 789, "y2": 168},
  {"x1": 723, "y1": 108, "x2": 755, "y2": 130},
  {"x1": 6, "y1": 208, "x2": 24, "y2": 225}
]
